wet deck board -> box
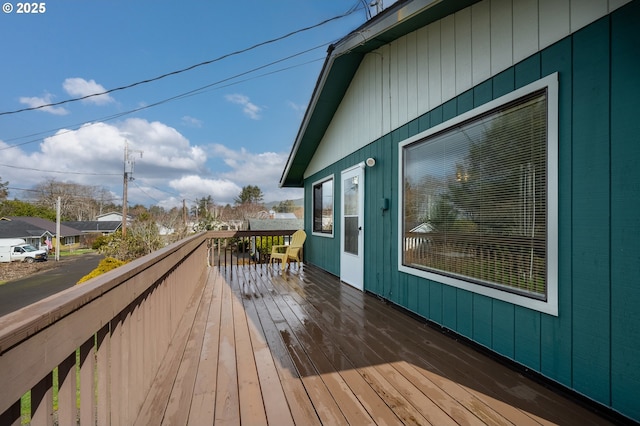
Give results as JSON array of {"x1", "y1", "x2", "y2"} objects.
[{"x1": 149, "y1": 264, "x2": 614, "y2": 425}]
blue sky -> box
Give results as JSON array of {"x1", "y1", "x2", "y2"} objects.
[{"x1": 0, "y1": 1, "x2": 384, "y2": 210}]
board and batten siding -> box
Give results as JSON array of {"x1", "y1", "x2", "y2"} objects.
[
  {"x1": 302, "y1": 0, "x2": 640, "y2": 421},
  {"x1": 305, "y1": 0, "x2": 631, "y2": 179}
]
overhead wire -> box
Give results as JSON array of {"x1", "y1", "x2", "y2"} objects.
[
  {"x1": 0, "y1": 161, "x2": 120, "y2": 176},
  {"x1": 0, "y1": 2, "x2": 363, "y2": 117},
  {"x1": 1, "y1": 1, "x2": 366, "y2": 201},
  {"x1": 0, "y1": 44, "x2": 327, "y2": 151},
  {"x1": 131, "y1": 180, "x2": 161, "y2": 205}
]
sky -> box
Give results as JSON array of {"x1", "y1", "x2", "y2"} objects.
[{"x1": 0, "y1": 0, "x2": 387, "y2": 211}]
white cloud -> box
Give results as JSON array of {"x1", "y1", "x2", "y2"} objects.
[
  {"x1": 169, "y1": 175, "x2": 242, "y2": 205},
  {"x1": 18, "y1": 93, "x2": 69, "y2": 115},
  {"x1": 181, "y1": 116, "x2": 203, "y2": 128},
  {"x1": 1, "y1": 119, "x2": 302, "y2": 209},
  {"x1": 287, "y1": 100, "x2": 306, "y2": 113},
  {"x1": 225, "y1": 93, "x2": 262, "y2": 120},
  {"x1": 209, "y1": 144, "x2": 302, "y2": 203},
  {"x1": 2, "y1": 119, "x2": 207, "y2": 203},
  {"x1": 62, "y1": 77, "x2": 114, "y2": 105}
]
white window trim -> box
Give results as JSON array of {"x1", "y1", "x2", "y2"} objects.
[
  {"x1": 311, "y1": 174, "x2": 335, "y2": 238},
  {"x1": 397, "y1": 73, "x2": 558, "y2": 316}
]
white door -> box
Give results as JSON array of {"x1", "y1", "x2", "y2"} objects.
[{"x1": 340, "y1": 164, "x2": 364, "y2": 290}]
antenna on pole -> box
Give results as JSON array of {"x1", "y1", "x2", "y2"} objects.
[
  {"x1": 370, "y1": 0, "x2": 382, "y2": 15},
  {"x1": 122, "y1": 139, "x2": 143, "y2": 237}
]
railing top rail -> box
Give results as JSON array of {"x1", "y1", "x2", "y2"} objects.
[
  {"x1": 0, "y1": 232, "x2": 208, "y2": 355},
  {"x1": 205, "y1": 229, "x2": 299, "y2": 238}
]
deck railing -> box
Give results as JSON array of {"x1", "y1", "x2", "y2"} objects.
[
  {"x1": 208, "y1": 229, "x2": 298, "y2": 268},
  {"x1": 0, "y1": 229, "x2": 299, "y2": 425}
]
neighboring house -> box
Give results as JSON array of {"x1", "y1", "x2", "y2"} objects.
[
  {"x1": 270, "y1": 211, "x2": 298, "y2": 219},
  {"x1": 247, "y1": 218, "x2": 304, "y2": 232},
  {"x1": 280, "y1": 0, "x2": 639, "y2": 422},
  {"x1": 96, "y1": 212, "x2": 130, "y2": 222},
  {"x1": 0, "y1": 220, "x2": 53, "y2": 249},
  {"x1": 0, "y1": 216, "x2": 84, "y2": 249},
  {"x1": 62, "y1": 221, "x2": 122, "y2": 236}
]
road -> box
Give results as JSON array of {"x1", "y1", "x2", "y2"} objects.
[{"x1": 0, "y1": 253, "x2": 103, "y2": 317}]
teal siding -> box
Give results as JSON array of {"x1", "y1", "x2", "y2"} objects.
[
  {"x1": 456, "y1": 290, "x2": 473, "y2": 339},
  {"x1": 302, "y1": 2, "x2": 640, "y2": 421},
  {"x1": 514, "y1": 307, "x2": 541, "y2": 371},
  {"x1": 610, "y1": 1, "x2": 640, "y2": 418},
  {"x1": 441, "y1": 285, "x2": 457, "y2": 330},
  {"x1": 540, "y1": 37, "x2": 573, "y2": 388},
  {"x1": 571, "y1": 17, "x2": 611, "y2": 406},
  {"x1": 492, "y1": 301, "x2": 515, "y2": 359}
]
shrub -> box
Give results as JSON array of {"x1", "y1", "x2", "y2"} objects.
[
  {"x1": 76, "y1": 257, "x2": 127, "y2": 284},
  {"x1": 91, "y1": 235, "x2": 109, "y2": 250},
  {"x1": 255, "y1": 236, "x2": 284, "y2": 262}
]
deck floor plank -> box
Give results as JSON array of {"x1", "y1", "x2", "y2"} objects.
[
  {"x1": 279, "y1": 268, "x2": 476, "y2": 426},
  {"x1": 247, "y1": 268, "x2": 323, "y2": 426},
  {"x1": 155, "y1": 264, "x2": 617, "y2": 425},
  {"x1": 189, "y1": 267, "x2": 224, "y2": 425},
  {"x1": 287, "y1": 267, "x2": 507, "y2": 425},
  {"x1": 214, "y1": 272, "x2": 240, "y2": 425},
  {"x1": 296, "y1": 267, "x2": 542, "y2": 425},
  {"x1": 253, "y1": 276, "x2": 349, "y2": 424},
  {"x1": 239, "y1": 268, "x2": 297, "y2": 426},
  {"x1": 231, "y1": 270, "x2": 269, "y2": 425}
]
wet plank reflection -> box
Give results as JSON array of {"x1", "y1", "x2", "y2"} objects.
[{"x1": 158, "y1": 264, "x2": 613, "y2": 425}]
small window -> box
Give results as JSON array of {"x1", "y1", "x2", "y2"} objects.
[
  {"x1": 312, "y1": 176, "x2": 334, "y2": 236},
  {"x1": 399, "y1": 74, "x2": 558, "y2": 315}
]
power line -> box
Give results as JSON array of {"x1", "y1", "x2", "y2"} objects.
[
  {"x1": 0, "y1": 5, "x2": 361, "y2": 117},
  {"x1": 0, "y1": 162, "x2": 120, "y2": 176},
  {"x1": 0, "y1": 47, "x2": 326, "y2": 152},
  {"x1": 131, "y1": 180, "x2": 160, "y2": 205},
  {"x1": 6, "y1": 186, "x2": 121, "y2": 202}
]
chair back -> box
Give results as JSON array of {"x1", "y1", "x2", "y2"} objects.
[{"x1": 290, "y1": 230, "x2": 306, "y2": 247}]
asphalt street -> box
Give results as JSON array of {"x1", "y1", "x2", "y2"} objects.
[{"x1": 0, "y1": 253, "x2": 103, "y2": 317}]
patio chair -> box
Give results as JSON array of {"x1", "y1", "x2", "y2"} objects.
[{"x1": 270, "y1": 230, "x2": 306, "y2": 270}]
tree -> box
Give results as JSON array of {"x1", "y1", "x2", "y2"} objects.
[
  {"x1": 233, "y1": 186, "x2": 265, "y2": 221},
  {"x1": 235, "y1": 185, "x2": 264, "y2": 205},
  {"x1": 0, "y1": 199, "x2": 56, "y2": 220},
  {"x1": 0, "y1": 177, "x2": 7, "y2": 201},
  {"x1": 29, "y1": 178, "x2": 115, "y2": 220},
  {"x1": 128, "y1": 212, "x2": 163, "y2": 255},
  {"x1": 98, "y1": 213, "x2": 163, "y2": 261},
  {"x1": 274, "y1": 199, "x2": 296, "y2": 213}
]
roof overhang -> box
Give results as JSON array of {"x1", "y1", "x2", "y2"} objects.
[{"x1": 280, "y1": 0, "x2": 480, "y2": 187}]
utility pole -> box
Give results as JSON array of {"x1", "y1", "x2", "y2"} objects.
[
  {"x1": 183, "y1": 199, "x2": 187, "y2": 227},
  {"x1": 122, "y1": 139, "x2": 143, "y2": 237},
  {"x1": 55, "y1": 197, "x2": 61, "y2": 261}
]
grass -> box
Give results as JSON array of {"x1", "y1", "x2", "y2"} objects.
[
  {"x1": 19, "y1": 349, "x2": 83, "y2": 424},
  {"x1": 59, "y1": 248, "x2": 94, "y2": 257}
]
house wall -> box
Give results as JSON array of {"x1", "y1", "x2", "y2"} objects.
[
  {"x1": 305, "y1": 0, "x2": 631, "y2": 179},
  {"x1": 303, "y1": 0, "x2": 640, "y2": 421}
]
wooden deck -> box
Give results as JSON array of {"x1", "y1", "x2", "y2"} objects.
[{"x1": 137, "y1": 263, "x2": 615, "y2": 425}]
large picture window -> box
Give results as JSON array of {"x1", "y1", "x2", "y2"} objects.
[
  {"x1": 399, "y1": 74, "x2": 558, "y2": 315},
  {"x1": 312, "y1": 176, "x2": 334, "y2": 236}
]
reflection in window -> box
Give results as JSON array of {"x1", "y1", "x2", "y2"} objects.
[
  {"x1": 313, "y1": 177, "x2": 333, "y2": 235},
  {"x1": 402, "y1": 90, "x2": 548, "y2": 299},
  {"x1": 343, "y1": 175, "x2": 359, "y2": 254}
]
